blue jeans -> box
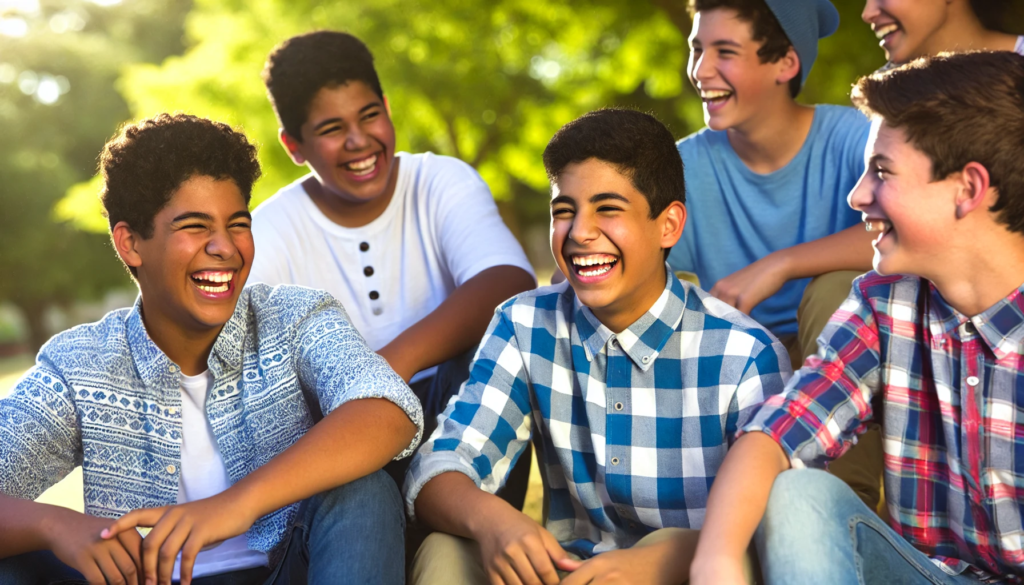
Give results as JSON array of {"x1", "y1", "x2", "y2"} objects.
[
  {"x1": 756, "y1": 469, "x2": 983, "y2": 585},
  {"x1": 0, "y1": 469, "x2": 405, "y2": 584}
]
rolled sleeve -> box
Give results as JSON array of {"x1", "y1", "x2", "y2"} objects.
[
  {"x1": 0, "y1": 360, "x2": 81, "y2": 499},
  {"x1": 294, "y1": 296, "x2": 424, "y2": 459},
  {"x1": 740, "y1": 284, "x2": 882, "y2": 468},
  {"x1": 403, "y1": 309, "x2": 533, "y2": 519},
  {"x1": 727, "y1": 337, "x2": 792, "y2": 441}
]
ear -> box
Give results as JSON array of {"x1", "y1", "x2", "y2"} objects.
[
  {"x1": 278, "y1": 128, "x2": 307, "y2": 165},
  {"x1": 658, "y1": 201, "x2": 687, "y2": 250},
  {"x1": 776, "y1": 47, "x2": 801, "y2": 87},
  {"x1": 955, "y1": 162, "x2": 995, "y2": 220},
  {"x1": 383, "y1": 95, "x2": 393, "y2": 119},
  {"x1": 112, "y1": 221, "x2": 144, "y2": 272}
]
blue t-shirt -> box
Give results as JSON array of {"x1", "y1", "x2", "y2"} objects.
[{"x1": 668, "y1": 105, "x2": 870, "y2": 337}]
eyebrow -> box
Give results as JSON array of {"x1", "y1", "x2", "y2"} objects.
[
  {"x1": 868, "y1": 154, "x2": 893, "y2": 167},
  {"x1": 312, "y1": 103, "x2": 383, "y2": 132},
  {"x1": 550, "y1": 192, "x2": 631, "y2": 207},
  {"x1": 690, "y1": 38, "x2": 742, "y2": 48}
]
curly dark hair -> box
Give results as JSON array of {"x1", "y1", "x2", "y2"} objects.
[
  {"x1": 543, "y1": 108, "x2": 685, "y2": 216},
  {"x1": 100, "y1": 113, "x2": 261, "y2": 239},
  {"x1": 688, "y1": 0, "x2": 801, "y2": 98},
  {"x1": 263, "y1": 31, "x2": 384, "y2": 142}
]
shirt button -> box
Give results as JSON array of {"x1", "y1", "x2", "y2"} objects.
[
  {"x1": 373, "y1": 307, "x2": 383, "y2": 316},
  {"x1": 369, "y1": 291, "x2": 380, "y2": 301},
  {"x1": 967, "y1": 376, "x2": 980, "y2": 386},
  {"x1": 611, "y1": 457, "x2": 620, "y2": 465},
  {"x1": 359, "y1": 242, "x2": 369, "y2": 252},
  {"x1": 641, "y1": 355, "x2": 651, "y2": 364},
  {"x1": 614, "y1": 402, "x2": 624, "y2": 411},
  {"x1": 610, "y1": 338, "x2": 618, "y2": 347},
  {"x1": 166, "y1": 465, "x2": 176, "y2": 474},
  {"x1": 363, "y1": 266, "x2": 374, "y2": 277},
  {"x1": 168, "y1": 365, "x2": 176, "y2": 373},
  {"x1": 167, "y1": 407, "x2": 176, "y2": 415}
]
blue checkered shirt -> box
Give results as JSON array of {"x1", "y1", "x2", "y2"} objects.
[
  {"x1": 0, "y1": 284, "x2": 422, "y2": 558},
  {"x1": 405, "y1": 272, "x2": 790, "y2": 555}
]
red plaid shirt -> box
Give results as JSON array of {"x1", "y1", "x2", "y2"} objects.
[{"x1": 746, "y1": 272, "x2": 1024, "y2": 581}]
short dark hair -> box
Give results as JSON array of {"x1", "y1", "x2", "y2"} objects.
[
  {"x1": 688, "y1": 0, "x2": 801, "y2": 98},
  {"x1": 100, "y1": 113, "x2": 261, "y2": 239},
  {"x1": 263, "y1": 31, "x2": 384, "y2": 142},
  {"x1": 852, "y1": 51, "x2": 1024, "y2": 234},
  {"x1": 543, "y1": 108, "x2": 685, "y2": 218}
]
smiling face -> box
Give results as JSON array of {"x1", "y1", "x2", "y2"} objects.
[
  {"x1": 283, "y1": 80, "x2": 397, "y2": 205},
  {"x1": 124, "y1": 175, "x2": 254, "y2": 336},
  {"x1": 848, "y1": 121, "x2": 956, "y2": 277},
  {"x1": 687, "y1": 8, "x2": 798, "y2": 131},
  {"x1": 550, "y1": 158, "x2": 684, "y2": 332},
  {"x1": 862, "y1": 0, "x2": 951, "y2": 64}
]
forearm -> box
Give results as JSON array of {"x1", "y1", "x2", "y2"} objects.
[
  {"x1": 690, "y1": 432, "x2": 790, "y2": 576},
  {"x1": 0, "y1": 494, "x2": 70, "y2": 557},
  {"x1": 379, "y1": 265, "x2": 535, "y2": 381},
  {"x1": 773, "y1": 224, "x2": 874, "y2": 280},
  {"x1": 414, "y1": 471, "x2": 517, "y2": 539},
  {"x1": 230, "y1": 398, "x2": 416, "y2": 522}
]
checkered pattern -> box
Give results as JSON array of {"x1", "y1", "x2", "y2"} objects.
[
  {"x1": 406, "y1": 272, "x2": 790, "y2": 556},
  {"x1": 746, "y1": 272, "x2": 1024, "y2": 581}
]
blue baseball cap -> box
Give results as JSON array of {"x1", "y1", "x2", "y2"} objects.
[{"x1": 763, "y1": 0, "x2": 840, "y2": 87}]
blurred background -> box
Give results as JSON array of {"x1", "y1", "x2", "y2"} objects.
[{"x1": 1, "y1": 0, "x2": 1021, "y2": 512}]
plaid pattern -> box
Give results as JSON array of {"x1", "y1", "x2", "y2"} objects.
[
  {"x1": 746, "y1": 272, "x2": 1024, "y2": 581},
  {"x1": 406, "y1": 272, "x2": 790, "y2": 556}
]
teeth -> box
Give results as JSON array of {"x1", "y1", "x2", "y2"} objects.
[
  {"x1": 700, "y1": 89, "x2": 732, "y2": 100},
  {"x1": 193, "y1": 271, "x2": 233, "y2": 283},
  {"x1": 345, "y1": 154, "x2": 378, "y2": 174},
  {"x1": 875, "y1": 24, "x2": 898, "y2": 40},
  {"x1": 572, "y1": 254, "x2": 618, "y2": 267},
  {"x1": 579, "y1": 265, "x2": 613, "y2": 277},
  {"x1": 196, "y1": 283, "x2": 229, "y2": 293},
  {"x1": 864, "y1": 220, "x2": 892, "y2": 233}
]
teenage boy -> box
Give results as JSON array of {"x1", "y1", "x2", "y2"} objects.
[
  {"x1": 0, "y1": 114, "x2": 422, "y2": 585},
  {"x1": 405, "y1": 109, "x2": 790, "y2": 585},
  {"x1": 674, "y1": 0, "x2": 874, "y2": 366},
  {"x1": 691, "y1": 51, "x2": 1024, "y2": 584},
  {"x1": 253, "y1": 31, "x2": 536, "y2": 469},
  {"x1": 863, "y1": 0, "x2": 1022, "y2": 67}
]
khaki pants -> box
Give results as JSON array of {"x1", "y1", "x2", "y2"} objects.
[
  {"x1": 411, "y1": 529, "x2": 758, "y2": 585},
  {"x1": 788, "y1": 270, "x2": 885, "y2": 514}
]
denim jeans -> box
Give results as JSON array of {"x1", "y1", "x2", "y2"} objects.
[
  {"x1": 0, "y1": 469, "x2": 405, "y2": 585},
  {"x1": 756, "y1": 469, "x2": 982, "y2": 585}
]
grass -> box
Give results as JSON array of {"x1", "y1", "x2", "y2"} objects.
[{"x1": 0, "y1": 354, "x2": 544, "y2": 521}]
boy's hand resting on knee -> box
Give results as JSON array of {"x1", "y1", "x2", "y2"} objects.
[
  {"x1": 46, "y1": 508, "x2": 144, "y2": 585},
  {"x1": 558, "y1": 533, "x2": 695, "y2": 585},
  {"x1": 473, "y1": 504, "x2": 567, "y2": 585},
  {"x1": 101, "y1": 491, "x2": 257, "y2": 585}
]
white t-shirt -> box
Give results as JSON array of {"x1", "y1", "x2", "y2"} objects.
[
  {"x1": 1016, "y1": 35, "x2": 1024, "y2": 56},
  {"x1": 173, "y1": 371, "x2": 268, "y2": 581},
  {"x1": 249, "y1": 152, "x2": 535, "y2": 380}
]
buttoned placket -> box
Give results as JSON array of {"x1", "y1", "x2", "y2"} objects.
[
  {"x1": 604, "y1": 336, "x2": 632, "y2": 492},
  {"x1": 359, "y1": 241, "x2": 384, "y2": 316},
  {"x1": 958, "y1": 319, "x2": 986, "y2": 496}
]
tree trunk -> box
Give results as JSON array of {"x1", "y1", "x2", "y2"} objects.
[{"x1": 16, "y1": 301, "x2": 49, "y2": 355}]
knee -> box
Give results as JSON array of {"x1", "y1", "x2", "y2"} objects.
[
  {"x1": 312, "y1": 469, "x2": 404, "y2": 529},
  {"x1": 766, "y1": 469, "x2": 848, "y2": 517}
]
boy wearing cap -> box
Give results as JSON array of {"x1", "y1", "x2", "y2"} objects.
[{"x1": 690, "y1": 51, "x2": 1024, "y2": 585}]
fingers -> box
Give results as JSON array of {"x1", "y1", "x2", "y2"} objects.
[
  {"x1": 108, "y1": 542, "x2": 141, "y2": 585},
  {"x1": 493, "y1": 560, "x2": 525, "y2": 585},
  {"x1": 103, "y1": 507, "x2": 167, "y2": 539},
  {"x1": 117, "y1": 530, "x2": 145, "y2": 578},
  {"x1": 178, "y1": 534, "x2": 205, "y2": 585},
  {"x1": 93, "y1": 550, "x2": 131, "y2": 585},
  {"x1": 139, "y1": 510, "x2": 181, "y2": 585},
  {"x1": 157, "y1": 522, "x2": 192, "y2": 585},
  {"x1": 522, "y1": 541, "x2": 560, "y2": 585}
]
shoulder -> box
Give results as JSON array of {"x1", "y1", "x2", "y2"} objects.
[
  {"x1": 814, "y1": 105, "x2": 871, "y2": 142},
  {"x1": 243, "y1": 283, "x2": 342, "y2": 328},
  {"x1": 251, "y1": 178, "x2": 308, "y2": 219},
  {"x1": 676, "y1": 127, "x2": 721, "y2": 158},
  {"x1": 852, "y1": 271, "x2": 923, "y2": 306},
  {"x1": 682, "y1": 281, "x2": 779, "y2": 349},
  {"x1": 404, "y1": 152, "x2": 486, "y2": 188},
  {"x1": 495, "y1": 282, "x2": 574, "y2": 329},
  {"x1": 37, "y1": 308, "x2": 133, "y2": 372}
]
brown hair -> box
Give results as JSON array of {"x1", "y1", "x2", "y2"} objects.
[
  {"x1": 852, "y1": 51, "x2": 1024, "y2": 233},
  {"x1": 688, "y1": 0, "x2": 801, "y2": 98}
]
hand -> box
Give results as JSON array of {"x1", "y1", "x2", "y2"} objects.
[
  {"x1": 472, "y1": 506, "x2": 568, "y2": 585},
  {"x1": 101, "y1": 492, "x2": 257, "y2": 585},
  {"x1": 45, "y1": 508, "x2": 143, "y2": 585},
  {"x1": 557, "y1": 540, "x2": 687, "y2": 585},
  {"x1": 709, "y1": 254, "x2": 789, "y2": 315}
]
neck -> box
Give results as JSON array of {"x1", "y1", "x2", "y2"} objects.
[
  {"x1": 305, "y1": 157, "x2": 400, "y2": 228},
  {"x1": 917, "y1": 5, "x2": 1018, "y2": 60},
  {"x1": 927, "y1": 228, "x2": 1024, "y2": 317},
  {"x1": 591, "y1": 265, "x2": 668, "y2": 333},
  {"x1": 727, "y1": 100, "x2": 816, "y2": 174},
  {"x1": 140, "y1": 304, "x2": 221, "y2": 376}
]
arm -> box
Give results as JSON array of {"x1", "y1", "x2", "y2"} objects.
[
  {"x1": 711, "y1": 224, "x2": 873, "y2": 314},
  {"x1": 379, "y1": 265, "x2": 535, "y2": 381}
]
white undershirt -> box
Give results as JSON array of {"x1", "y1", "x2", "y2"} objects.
[
  {"x1": 1016, "y1": 35, "x2": 1024, "y2": 56},
  {"x1": 173, "y1": 371, "x2": 268, "y2": 581}
]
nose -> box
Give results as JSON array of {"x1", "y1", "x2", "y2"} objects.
[
  {"x1": 847, "y1": 169, "x2": 875, "y2": 212},
  {"x1": 205, "y1": 226, "x2": 238, "y2": 260},
  {"x1": 345, "y1": 124, "x2": 370, "y2": 151},
  {"x1": 567, "y1": 210, "x2": 599, "y2": 246},
  {"x1": 691, "y1": 50, "x2": 715, "y2": 84},
  {"x1": 862, "y1": 0, "x2": 880, "y2": 23}
]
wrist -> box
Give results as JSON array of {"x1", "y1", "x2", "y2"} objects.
[{"x1": 463, "y1": 493, "x2": 519, "y2": 539}]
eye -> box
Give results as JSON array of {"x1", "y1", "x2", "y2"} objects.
[
  {"x1": 181, "y1": 223, "x2": 206, "y2": 230},
  {"x1": 551, "y1": 207, "x2": 574, "y2": 218},
  {"x1": 719, "y1": 49, "x2": 736, "y2": 56},
  {"x1": 229, "y1": 221, "x2": 251, "y2": 229},
  {"x1": 362, "y1": 110, "x2": 380, "y2": 122},
  {"x1": 317, "y1": 125, "x2": 342, "y2": 136},
  {"x1": 597, "y1": 204, "x2": 623, "y2": 213},
  {"x1": 875, "y1": 166, "x2": 890, "y2": 180}
]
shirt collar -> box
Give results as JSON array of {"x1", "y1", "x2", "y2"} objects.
[
  {"x1": 573, "y1": 266, "x2": 685, "y2": 371},
  {"x1": 126, "y1": 290, "x2": 250, "y2": 389},
  {"x1": 927, "y1": 280, "x2": 1024, "y2": 359}
]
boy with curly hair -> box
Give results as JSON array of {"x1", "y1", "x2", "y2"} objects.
[
  {"x1": 0, "y1": 114, "x2": 422, "y2": 585},
  {"x1": 691, "y1": 51, "x2": 1024, "y2": 585}
]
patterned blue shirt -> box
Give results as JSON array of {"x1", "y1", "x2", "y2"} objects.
[
  {"x1": 0, "y1": 284, "x2": 422, "y2": 557},
  {"x1": 405, "y1": 272, "x2": 790, "y2": 556}
]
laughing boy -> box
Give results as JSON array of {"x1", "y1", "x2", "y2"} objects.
[{"x1": 404, "y1": 109, "x2": 790, "y2": 585}]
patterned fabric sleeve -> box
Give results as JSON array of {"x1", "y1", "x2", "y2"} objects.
[
  {"x1": 727, "y1": 339, "x2": 791, "y2": 442},
  {"x1": 0, "y1": 358, "x2": 82, "y2": 499},
  {"x1": 293, "y1": 294, "x2": 424, "y2": 459},
  {"x1": 741, "y1": 282, "x2": 883, "y2": 468},
  {"x1": 403, "y1": 308, "x2": 532, "y2": 519}
]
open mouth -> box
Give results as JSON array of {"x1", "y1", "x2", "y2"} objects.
[
  {"x1": 570, "y1": 253, "x2": 619, "y2": 279},
  {"x1": 700, "y1": 89, "x2": 733, "y2": 111},
  {"x1": 340, "y1": 153, "x2": 380, "y2": 177},
  {"x1": 873, "y1": 23, "x2": 900, "y2": 47},
  {"x1": 864, "y1": 219, "x2": 893, "y2": 245},
  {"x1": 190, "y1": 270, "x2": 234, "y2": 296}
]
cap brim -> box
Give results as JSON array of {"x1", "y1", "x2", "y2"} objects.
[{"x1": 817, "y1": 0, "x2": 840, "y2": 38}]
